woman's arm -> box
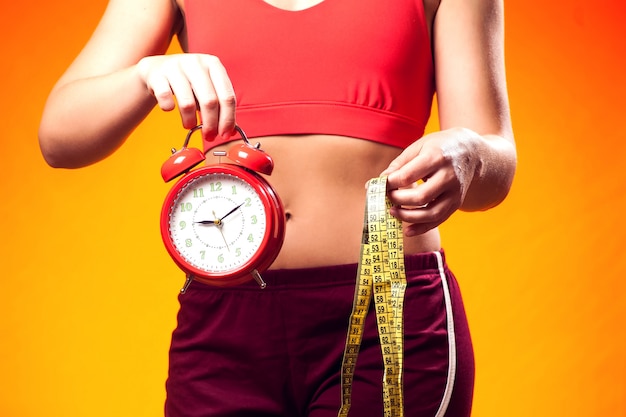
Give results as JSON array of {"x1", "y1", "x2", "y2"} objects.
[
  {"x1": 38, "y1": 0, "x2": 236, "y2": 168},
  {"x1": 384, "y1": 0, "x2": 517, "y2": 236}
]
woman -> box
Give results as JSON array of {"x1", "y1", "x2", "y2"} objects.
[{"x1": 39, "y1": 0, "x2": 516, "y2": 416}]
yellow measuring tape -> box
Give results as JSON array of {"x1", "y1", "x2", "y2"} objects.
[{"x1": 338, "y1": 176, "x2": 407, "y2": 417}]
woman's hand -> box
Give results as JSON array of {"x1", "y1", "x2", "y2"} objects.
[
  {"x1": 137, "y1": 53, "x2": 237, "y2": 141},
  {"x1": 380, "y1": 0, "x2": 518, "y2": 236},
  {"x1": 382, "y1": 128, "x2": 484, "y2": 237}
]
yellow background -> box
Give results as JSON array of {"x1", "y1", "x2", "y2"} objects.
[{"x1": 1, "y1": 0, "x2": 624, "y2": 416}]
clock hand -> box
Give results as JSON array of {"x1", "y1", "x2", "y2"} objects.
[
  {"x1": 219, "y1": 202, "x2": 245, "y2": 222},
  {"x1": 213, "y1": 210, "x2": 230, "y2": 251},
  {"x1": 195, "y1": 220, "x2": 219, "y2": 225},
  {"x1": 196, "y1": 202, "x2": 244, "y2": 226},
  {"x1": 217, "y1": 227, "x2": 230, "y2": 251}
]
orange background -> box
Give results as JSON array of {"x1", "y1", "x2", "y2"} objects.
[{"x1": 1, "y1": 1, "x2": 624, "y2": 416}]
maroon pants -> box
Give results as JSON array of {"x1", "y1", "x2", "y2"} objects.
[{"x1": 165, "y1": 251, "x2": 474, "y2": 417}]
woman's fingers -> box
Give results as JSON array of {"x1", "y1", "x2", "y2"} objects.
[
  {"x1": 203, "y1": 55, "x2": 237, "y2": 140},
  {"x1": 138, "y1": 53, "x2": 236, "y2": 141}
]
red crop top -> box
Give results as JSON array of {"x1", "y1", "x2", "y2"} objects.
[{"x1": 184, "y1": 0, "x2": 435, "y2": 149}]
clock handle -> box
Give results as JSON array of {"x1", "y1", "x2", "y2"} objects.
[{"x1": 162, "y1": 125, "x2": 275, "y2": 182}]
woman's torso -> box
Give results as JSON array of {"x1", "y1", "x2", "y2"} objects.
[{"x1": 174, "y1": 0, "x2": 442, "y2": 269}]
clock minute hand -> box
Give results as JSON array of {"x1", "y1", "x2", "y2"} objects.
[
  {"x1": 219, "y1": 202, "x2": 245, "y2": 222},
  {"x1": 194, "y1": 202, "x2": 244, "y2": 227}
]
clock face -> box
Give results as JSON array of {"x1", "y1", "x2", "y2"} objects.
[{"x1": 165, "y1": 171, "x2": 269, "y2": 275}]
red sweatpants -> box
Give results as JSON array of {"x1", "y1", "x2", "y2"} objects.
[{"x1": 165, "y1": 250, "x2": 474, "y2": 417}]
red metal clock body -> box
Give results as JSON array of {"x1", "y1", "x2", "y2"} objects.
[{"x1": 160, "y1": 126, "x2": 285, "y2": 290}]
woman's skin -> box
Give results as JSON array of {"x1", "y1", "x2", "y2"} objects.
[{"x1": 38, "y1": 0, "x2": 516, "y2": 269}]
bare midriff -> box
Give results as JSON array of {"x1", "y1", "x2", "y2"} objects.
[
  {"x1": 174, "y1": 0, "x2": 441, "y2": 268},
  {"x1": 206, "y1": 134, "x2": 441, "y2": 269}
]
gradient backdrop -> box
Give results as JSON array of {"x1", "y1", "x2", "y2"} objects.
[{"x1": 1, "y1": 0, "x2": 624, "y2": 416}]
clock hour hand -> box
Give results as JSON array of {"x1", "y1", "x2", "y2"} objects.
[{"x1": 195, "y1": 219, "x2": 219, "y2": 225}]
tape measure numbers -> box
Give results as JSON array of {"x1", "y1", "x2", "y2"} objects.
[{"x1": 338, "y1": 177, "x2": 407, "y2": 417}]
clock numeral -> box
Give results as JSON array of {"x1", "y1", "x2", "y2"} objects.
[
  {"x1": 245, "y1": 197, "x2": 252, "y2": 207},
  {"x1": 210, "y1": 182, "x2": 222, "y2": 192},
  {"x1": 180, "y1": 202, "x2": 193, "y2": 212},
  {"x1": 179, "y1": 221, "x2": 187, "y2": 230},
  {"x1": 231, "y1": 185, "x2": 237, "y2": 195},
  {"x1": 251, "y1": 215, "x2": 257, "y2": 225},
  {"x1": 193, "y1": 188, "x2": 204, "y2": 198},
  {"x1": 218, "y1": 253, "x2": 224, "y2": 263},
  {"x1": 235, "y1": 248, "x2": 241, "y2": 257},
  {"x1": 200, "y1": 250, "x2": 206, "y2": 260},
  {"x1": 185, "y1": 239, "x2": 193, "y2": 248},
  {"x1": 247, "y1": 233, "x2": 254, "y2": 243}
]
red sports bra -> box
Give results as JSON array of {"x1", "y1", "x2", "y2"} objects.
[{"x1": 184, "y1": 0, "x2": 435, "y2": 149}]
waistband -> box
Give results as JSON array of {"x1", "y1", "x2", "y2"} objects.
[{"x1": 188, "y1": 250, "x2": 447, "y2": 291}]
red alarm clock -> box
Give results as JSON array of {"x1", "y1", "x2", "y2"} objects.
[{"x1": 160, "y1": 125, "x2": 285, "y2": 291}]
